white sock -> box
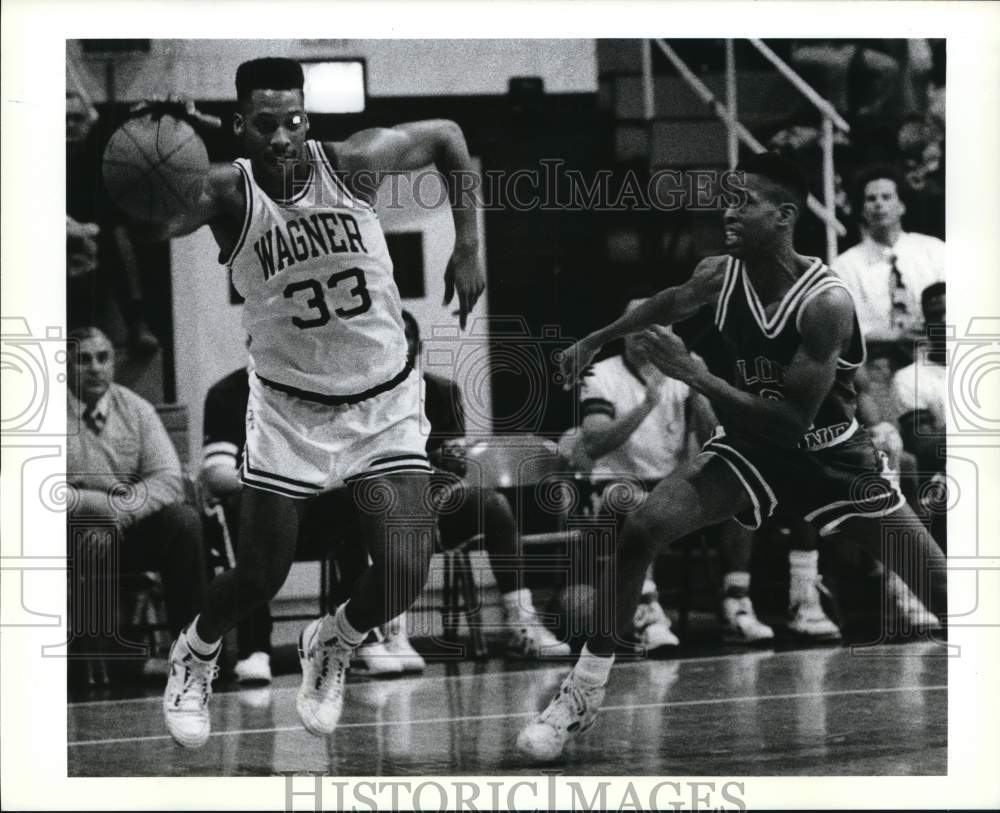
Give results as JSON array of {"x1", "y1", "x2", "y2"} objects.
[
  {"x1": 789, "y1": 549, "x2": 819, "y2": 606},
  {"x1": 723, "y1": 570, "x2": 751, "y2": 598},
  {"x1": 789, "y1": 549, "x2": 819, "y2": 573},
  {"x1": 502, "y1": 588, "x2": 534, "y2": 623},
  {"x1": 574, "y1": 644, "x2": 614, "y2": 686},
  {"x1": 185, "y1": 616, "x2": 221, "y2": 658},
  {"x1": 327, "y1": 602, "x2": 367, "y2": 648}
]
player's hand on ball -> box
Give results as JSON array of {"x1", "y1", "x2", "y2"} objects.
[
  {"x1": 104, "y1": 107, "x2": 211, "y2": 223},
  {"x1": 129, "y1": 95, "x2": 222, "y2": 130},
  {"x1": 557, "y1": 337, "x2": 599, "y2": 390},
  {"x1": 443, "y1": 240, "x2": 484, "y2": 330}
]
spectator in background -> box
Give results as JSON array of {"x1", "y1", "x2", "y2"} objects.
[
  {"x1": 893, "y1": 282, "x2": 948, "y2": 548},
  {"x1": 855, "y1": 343, "x2": 910, "y2": 473},
  {"x1": 66, "y1": 91, "x2": 159, "y2": 355},
  {"x1": 832, "y1": 164, "x2": 945, "y2": 343},
  {"x1": 925, "y1": 41, "x2": 946, "y2": 129},
  {"x1": 571, "y1": 299, "x2": 774, "y2": 647},
  {"x1": 845, "y1": 40, "x2": 904, "y2": 119},
  {"x1": 789, "y1": 40, "x2": 860, "y2": 117},
  {"x1": 403, "y1": 310, "x2": 571, "y2": 659},
  {"x1": 66, "y1": 326, "x2": 206, "y2": 647},
  {"x1": 789, "y1": 40, "x2": 902, "y2": 119},
  {"x1": 894, "y1": 282, "x2": 947, "y2": 436},
  {"x1": 897, "y1": 39, "x2": 936, "y2": 117},
  {"x1": 66, "y1": 92, "x2": 102, "y2": 283},
  {"x1": 897, "y1": 115, "x2": 945, "y2": 240}
]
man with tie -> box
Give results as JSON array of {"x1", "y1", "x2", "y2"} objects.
[
  {"x1": 832, "y1": 164, "x2": 945, "y2": 343},
  {"x1": 66, "y1": 326, "x2": 207, "y2": 647}
]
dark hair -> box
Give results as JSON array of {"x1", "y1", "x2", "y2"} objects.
[
  {"x1": 853, "y1": 162, "x2": 905, "y2": 211},
  {"x1": 67, "y1": 326, "x2": 110, "y2": 344},
  {"x1": 401, "y1": 309, "x2": 420, "y2": 341},
  {"x1": 921, "y1": 281, "x2": 945, "y2": 312},
  {"x1": 235, "y1": 58, "x2": 304, "y2": 105},
  {"x1": 736, "y1": 152, "x2": 809, "y2": 210}
]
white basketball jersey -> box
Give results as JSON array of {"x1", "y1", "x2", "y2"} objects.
[{"x1": 226, "y1": 140, "x2": 407, "y2": 398}]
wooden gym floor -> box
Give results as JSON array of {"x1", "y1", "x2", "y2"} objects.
[{"x1": 68, "y1": 640, "x2": 946, "y2": 776}]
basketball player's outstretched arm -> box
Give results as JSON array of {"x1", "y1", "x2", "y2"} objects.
[
  {"x1": 327, "y1": 121, "x2": 485, "y2": 328},
  {"x1": 638, "y1": 287, "x2": 856, "y2": 448},
  {"x1": 128, "y1": 164, "x2": 244, "y2": 243},
  {"x1": 558, "y1": 256, "x2": 726, "y2": 387}
]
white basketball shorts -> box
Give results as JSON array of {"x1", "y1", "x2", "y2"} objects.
[{"x1": 241, "y1": 368, "x2": 431, "y2": 498}]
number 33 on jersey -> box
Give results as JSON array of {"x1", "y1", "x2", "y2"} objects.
[{"x1": 226, "y1": 140, "x2": 408, "y2": 399}]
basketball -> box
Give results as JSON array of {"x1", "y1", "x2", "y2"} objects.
[{"x1": 102, "y1": 113, "x2": 209, "y2": 222}]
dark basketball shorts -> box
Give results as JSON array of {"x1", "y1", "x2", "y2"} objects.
[{"x1": 699, "y1": 422, "x2": 906, "y2": 536}]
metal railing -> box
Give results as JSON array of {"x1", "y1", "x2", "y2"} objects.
[{"x1": 650, "y1": 39, "x2": 850, "y2": 263}]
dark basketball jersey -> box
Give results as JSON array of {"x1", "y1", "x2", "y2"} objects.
[{"x1": 710, "y1": 256, "x2": 866, "y2": 451}]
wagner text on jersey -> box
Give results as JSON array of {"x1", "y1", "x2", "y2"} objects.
[{"x1": 253, "y1": 212, "x2": 369, "y2": 281}]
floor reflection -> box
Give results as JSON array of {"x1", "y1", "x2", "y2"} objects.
[{"x1": 71, "y1": 644, "x2": 947, "y2": 777}]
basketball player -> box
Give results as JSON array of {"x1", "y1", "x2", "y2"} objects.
[
  {"x1": 147, "y1": 58, "x2": 484, "y2": 747},
  {"x1": 517, "y1": 153, "x2": 947, "y2": 761}
]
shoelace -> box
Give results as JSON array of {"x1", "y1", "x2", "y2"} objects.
[
  {"x1": 172, "y1": 660, "x2": 219, "y2": 710},
  {"x1": 312, "y1": 637, "x2": 348, "y2": 697},
  {"x1": 539, "y1": 680, "x2": 590, "y2": 728}
]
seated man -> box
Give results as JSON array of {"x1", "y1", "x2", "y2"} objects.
[
  {"x1": 66, "y1": 326, "x2": 206, "y2": 662},
  {"x1": 571, "y1": 299, "x2": 774, "y2": 647},
  {"x1": 893, "y1": 281, "x2": 947, "y2": 548},
  {"x1": 402, "y1": 310, "x2": 570, "y2": 658}
]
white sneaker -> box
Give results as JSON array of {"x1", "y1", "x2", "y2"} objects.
[
  {"x1": 297, "y1": 617, "x2": 354, "y2": 736},
  {"x1": 788, "y1": 602, "x2": 842, "y2": 641},
  {"x1": 506, "y1": 612, "x2": 572, "y2": 659},
  {"x1": 887, "y1": 573, "x2": 941, "y2": 631},
  {"x1": 234, "y1": 651, "x2": 272, "y2": 684},
  {"x1": 516, "y1": 669, "x2": 605, "y2": 762},
  {"x1": 722, "y1": 596, "x2": 775, "y2": 643},
  {"x1": 383, "y1": 630, "x2": 427, "y2": 673},
  {"x1": 633, "y1": 599, "x2": 679, "y2": 651},
  {"x1": 163, "y1": 631, "x2": 219, "y2": 749},
  {"x1": 354, "y1": 639, "x2": 404, "y2": 676},
  {"x1": 789, "y1": 576, "x2": 841, "y2": 641}
]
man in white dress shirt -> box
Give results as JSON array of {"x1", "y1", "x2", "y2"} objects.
[{"x1": 832, "y1": 165, "x2": 944, "y2": 343}]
